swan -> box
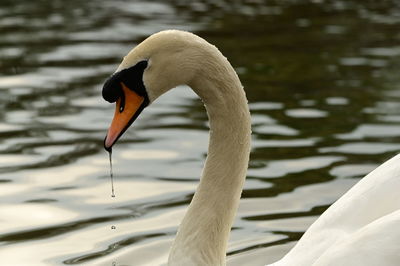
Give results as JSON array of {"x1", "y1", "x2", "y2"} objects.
[{"x1": 102, "y1": 30, "x2": 400, "y2": 266}]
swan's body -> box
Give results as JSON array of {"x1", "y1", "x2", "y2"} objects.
[
  {"x1": 270, "y1": 153, "x2": 400, "y2": 266},
  {"x1": 102, "y1": 30, "x2": 400, "y2": 266}
]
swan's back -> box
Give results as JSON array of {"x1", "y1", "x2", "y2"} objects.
[
  {"x1": 313, "y1": 209, "x2": 400, "y2": 266},
  {"x1": 272, "y1": 153, "x2": 400, "y2": 265}
]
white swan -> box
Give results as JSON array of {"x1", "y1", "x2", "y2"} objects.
[{"x1": 102, "y1": 30, "x2": 400, "y2": 266}]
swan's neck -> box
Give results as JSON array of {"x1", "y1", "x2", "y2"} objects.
[{"x1": 168, "y1": 53, "x2": 251, "y2": 265}]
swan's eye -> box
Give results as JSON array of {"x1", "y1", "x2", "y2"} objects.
[
  {"x1": 118, "y1": 60, "x2": 148, "y2": 97},
  {"x1": 102, "y1": 60, "x2": 148, "y2": 104}
]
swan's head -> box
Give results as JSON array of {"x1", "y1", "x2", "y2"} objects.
[{"x1": 102, "y1": 30, "x2": 202, "y2": 151}]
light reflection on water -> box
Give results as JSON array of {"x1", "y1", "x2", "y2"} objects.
[{"x1": 1, "y1": 0, "x2": 400, "y2": 265}]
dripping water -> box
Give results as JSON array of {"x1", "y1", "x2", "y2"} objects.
[
  {"x1": 108, "y1": 149, "x2": 117, "y2": 232},
  {"x1": 108, "y1": 149, "x2": 115, "y2": 198}
]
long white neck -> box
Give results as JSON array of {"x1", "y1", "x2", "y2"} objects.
[{"x1": 168, "y1": 47, "x2": 252, "y2": 265}]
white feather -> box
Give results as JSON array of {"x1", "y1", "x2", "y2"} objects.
[{"x1": 270, "y1": 154, "x2": 400, "y2": 266}]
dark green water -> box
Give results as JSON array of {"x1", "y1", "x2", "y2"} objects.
[{"x1": 1, "y1": 0, "x2": 400, "y2": 265}]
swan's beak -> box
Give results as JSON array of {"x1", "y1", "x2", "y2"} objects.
[{"x1": 104, "y1": 83, "x2": 145, "y2": 151}]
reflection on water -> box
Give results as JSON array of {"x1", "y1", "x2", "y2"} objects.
[{"x1": 1, "y1": 0, "x2": 400, "y2": 265}]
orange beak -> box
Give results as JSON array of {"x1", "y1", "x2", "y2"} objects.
[{"x1": 104, "y1": 82, "x2": 145, "y2": 151}]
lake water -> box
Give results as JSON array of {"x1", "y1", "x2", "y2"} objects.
[{"x1": 1, "y1": 1, "x2": 400, "y2": 265}]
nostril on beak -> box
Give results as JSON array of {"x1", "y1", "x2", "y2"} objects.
[{"x1": 118, "y1": 88, "x2": 126, "y2": 113}]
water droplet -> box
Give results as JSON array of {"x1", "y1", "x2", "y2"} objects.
[
  {"x1": 108, "y1": 150, "x2": 116, "y2": 197},
  {"x1": 111, "y1": 225, "x2": 116, "y2": 229}
]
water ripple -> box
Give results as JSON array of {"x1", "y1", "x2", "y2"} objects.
[{"x1": 1, "y1": 0, "x2": 400, "y2": 265}]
